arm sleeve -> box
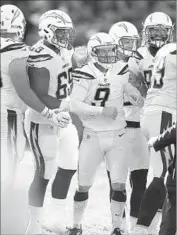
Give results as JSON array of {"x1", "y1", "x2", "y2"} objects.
[
  {"x1": 27, "y1": 66, "x2": 63, "y2": 109},
  {"x1": 70, "y1": 78, "x2": 103, "y2": 116},
  {"x1": 153, "y1": 123, "x2": 176, "y2": 152}
]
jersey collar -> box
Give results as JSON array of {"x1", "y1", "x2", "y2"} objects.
[
  {"x1": 43, "y1": 40, "x2": 61, "y2": 55},
  {"x1": 88, "y1": 61, "x2": 108, "y2": 82}
]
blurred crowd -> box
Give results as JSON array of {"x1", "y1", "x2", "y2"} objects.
[{"x1": 0, "y1": 0, "x2": 176, "y2": 46}]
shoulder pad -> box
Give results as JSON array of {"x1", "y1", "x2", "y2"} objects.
[
  {"x1": 170, "y1": 50, "x2": 176, "y2": 55},
  {"x1": 137, "y1": 46, "x2": 147, "y2": 58},
  {"x1": 134, "y1": 51, "x2": 144, "y2": 60},
  {"x1": 72, "y1": 66, "x2": 95, "y2": 80},
  {"x1": 27, "y1": 53, "x2": 53, "y2": 63},
  {"x1": 156, "y1": 43, "x2": 176, "y2": 58},
  {"x1": 0, "y1": 40, "x2": 26, "y2": 54},
  {"x1": 28, "y1": 41, "x2": 53, "y2": 64}
]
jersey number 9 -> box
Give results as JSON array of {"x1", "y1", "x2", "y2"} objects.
[
  {"x1": 56, "y1": 68, "x2": 73, "y2": 99},
  {"x1": 92, "y1": 88, "x2": 110, "y2": 107}
]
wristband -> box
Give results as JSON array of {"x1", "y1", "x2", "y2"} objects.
[{"x1": 41, "y1": 106, "x2": 49, "y2": 117}]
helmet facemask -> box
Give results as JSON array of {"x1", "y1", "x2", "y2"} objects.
[
  {"x1": 117, "y1": 36, "x2": 141, "y2": 58},
  {"x1": 145, "y1": 24, "x2": 173, "y2": 48},
  {"x1": 91, "y1": 44, "x2": 118, "y2": 69},
  {"x1": 46, "y1": 25, "x2": 75, "y2": 49}
]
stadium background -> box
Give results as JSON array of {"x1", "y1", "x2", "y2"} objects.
[
  {"x1": 0, "y1": 0, "x2": 176, "y2": 46},
  {"x1": 1, "y1": 1, "x2": 176, "y2": 235}
]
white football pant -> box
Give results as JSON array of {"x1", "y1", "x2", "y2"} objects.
[
  {"x1": 25, "y1": 121, "x2": 79, "y2": 180},
  {"x1": 1, "y1": 109, "x2": 26, "y2": 185},
  {"x1": 126, "y1": 127, "x2": 149, "y2": 171},
  {"x1": 78, "y1": 128, "x2": 128, "y2": 186}
]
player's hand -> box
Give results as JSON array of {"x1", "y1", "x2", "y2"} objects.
[
  {"x1": 130, "y1": 94, "x2": 144, "y2": 107},
  {"x1": 102, "y1": 106, "x2": 118, "y2": 120},
  {"x1": 148, "y1": 137, "x2": 158, "y2": 148},
  {"x1": 42, "y1": 108, "x2": 70, "y2": 127},
  {"x1": 53, "y1": 109, "x2": 71, "y2": 128}
]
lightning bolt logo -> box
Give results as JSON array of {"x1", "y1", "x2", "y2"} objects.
[
  {"x1": 31, "y1": 125, "x2": 40, "y2": 170},
  {"x1": 10, "y1": 124, "x2": 17, "y2": 164},
  {"x1": 31, "y1": 124, "x2": 45, "y2": 176}
]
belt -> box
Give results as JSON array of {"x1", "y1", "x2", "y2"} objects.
[{"x1": 126, "y1": 121, "x2": 140, "y2": 128}]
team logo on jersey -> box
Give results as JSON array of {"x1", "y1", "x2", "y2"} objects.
[
  {"x1": 72, "y1": 70, "x2": 95, "y2": 80},
  {"x1": 98, "y1": 82, "x2": 110, "y2": 87}
]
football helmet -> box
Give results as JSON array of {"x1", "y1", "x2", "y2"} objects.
[
  {"x1": 142, "y1": 12, "x2": 174, "y2": 48},
  {"x1": 39, "y1": 10, "x2": 75, "y2": 49},
  {"x1": 0, "y1": 4, "x2": 26, "y2": 41},
  {"x1": 87, "y1": 32, "x2": 118, "y2": 69},
  {"x1": 109, "y1": 21, "x2": 140, "y2": 58}
]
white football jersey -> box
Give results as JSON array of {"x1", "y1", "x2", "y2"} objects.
[
  {"x1": 71, "y1": 61, "x2": 143, "y2": 131},
  {"x1": 138, "y1": 46, "x2": 155, "y2": 88},
  {"x1": 1, "y1": 38, "x2": 29, "y2": 114},
  {"x1": 124, "y1": 57, "x2": 144, "y2": 123},
  {"x1": 27, "y1": 40, "x2": 73, "y2": 124},
  {"x1": 143, "y1": 43, "x2": 176, "y2": 114}
]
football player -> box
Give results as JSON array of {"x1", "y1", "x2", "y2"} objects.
[
  {"x1": 131, "y1": 13, "x2": 175, "y2": 235},
  {"x1": 24, "y1": 10, "x2": 79, "y2": 234},
  {"x1": 149, "y1": 121, "x2": 176, "y2": 235},
  {"x1": 138, "y1": 12, "x2": 174, "y2": 89},
  {"x1": 132, "y1": 43, "x2": 176, "y2": 235},
  {"x1": 108, "y1": 21, "x2": 149, "y2": 234},
  {"x1": 0, "y1": 4, "x2": 69, "y2": 193},
  {"x1": 66, "y1": 32, "x2": 144, "y2": 235}
]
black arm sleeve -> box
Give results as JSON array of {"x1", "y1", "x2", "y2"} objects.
[{"x1": 153, "y1": 123, "x2": 176, "y2": 152}]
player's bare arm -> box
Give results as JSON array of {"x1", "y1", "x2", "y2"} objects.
[
  {"x1": 10, "y1": 56, "x2": 70, "y2": 127},
  {"x1": 9, "y1": 56, "x2": 45, "y2": 112},
  {"x1": 28, "y1": 66, "x2": 63, "y2": 109}
]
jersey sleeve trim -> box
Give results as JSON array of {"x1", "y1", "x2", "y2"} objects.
[
  {"x1": 134, "y1": 51, "x2": 144, "y2": 60},
  {"x1": 123, "y1": 101, "x2": 133, "y2": 106},
  {"x1": 170, "y1": 50, "x2": 177, "y2": 55},
  {"x1": 72, "y1": 70, "x2": 95, "y2": 80},
  {"x1": 0, "y1": 43, "x2": 25, "y2": 53},
  {"x1": 27, "y1": 54, "x2": 53, "y2": 63},
  {"x1": 117, "y1": 64, "x2": 129, "y2": 75}
]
